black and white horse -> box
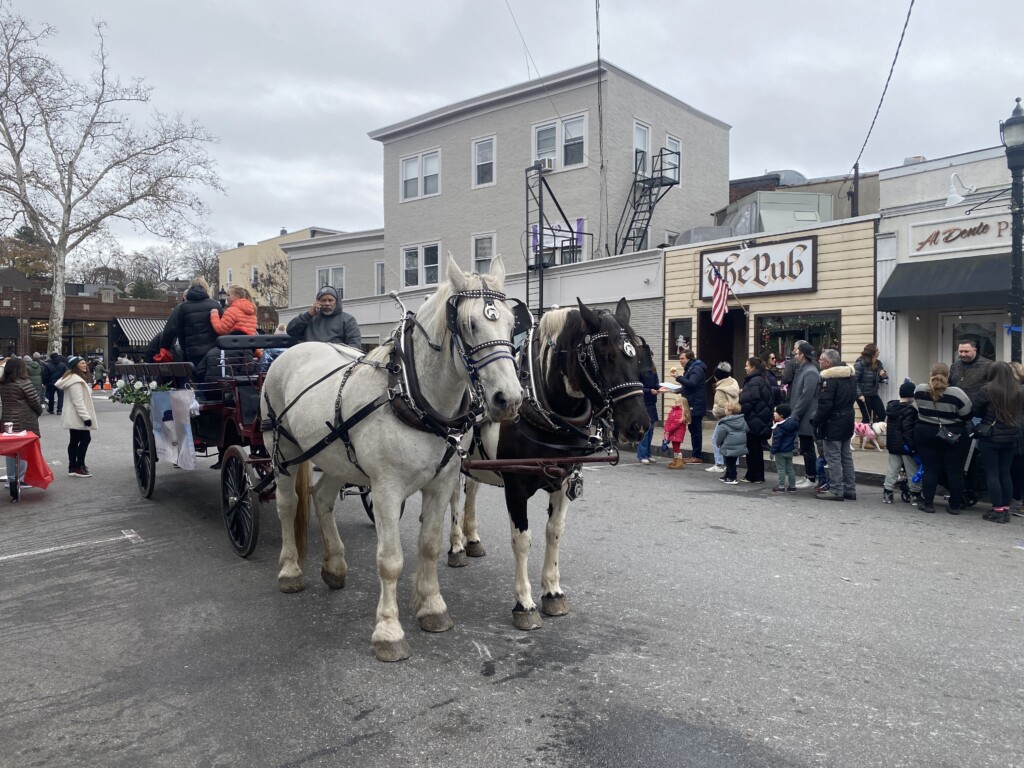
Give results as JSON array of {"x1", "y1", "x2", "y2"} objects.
[{"x1": 453, "y1": 298, "x2": 651, "y2": 630}]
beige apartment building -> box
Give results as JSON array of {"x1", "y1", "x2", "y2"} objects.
[{"x1": 219, "y1": 227, "x2": 338, "y2": 308}]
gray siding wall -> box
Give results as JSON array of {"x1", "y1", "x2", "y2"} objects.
[{"x1": 377, "y1": 68, "x2": 729, "y2": 289}]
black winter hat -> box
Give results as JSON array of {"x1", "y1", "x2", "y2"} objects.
[
  {"x1": 899, "y1": 379, "x2": 916, "y2": 398},
  {"x1": 796, "y1": 341, "x2": 815, "y2": 359}
]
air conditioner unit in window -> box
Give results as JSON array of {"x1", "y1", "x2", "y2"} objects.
[{"x1": 538, "y1": 157, "x2": 555, "y2": 173}]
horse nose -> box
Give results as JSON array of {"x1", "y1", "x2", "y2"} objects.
[{"x1": 492, "y1": 389, "x2": 522, "y2": 416}]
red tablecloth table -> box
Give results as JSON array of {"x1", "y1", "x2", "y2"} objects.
[{"x1": 0, "y1": 431, "x2": 54, "y2": 491}]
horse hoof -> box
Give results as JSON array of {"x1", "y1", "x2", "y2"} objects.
[
  {"x1": 320, "y1": 568, "x2": 345, "y2": 590},
  {"x1": 541, "y1": 594, "x2": 570, "y2": 616},
  {"x1": 447, "y1": 550, "x2": 469, "y2": 568},
  {"x1": 419, "y1": 611, "x2": 454, "y2": 633},
  {"x1": 466, "y1": 541, "x2": 487, "y2": 558},
  {"x1": 279, "y1": 576, "x2": 305, "y2": 593},
  {"x1": 373, "y1": 638, "x2": 412, "y2": 662},
  {"x1": 513, "y1": 608, "x2": 544, "y2": 631}
]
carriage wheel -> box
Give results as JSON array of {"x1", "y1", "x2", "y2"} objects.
[
  {"x1": 132, "y1": 410, "x2": 157, "y2": 499},
  {"x1": 221, "y1": 445, "x2": 261, "y2": 558}
]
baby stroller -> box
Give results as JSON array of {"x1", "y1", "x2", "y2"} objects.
[{"x1": 895, "y1": 453, "x2": 924, "y2": 504}]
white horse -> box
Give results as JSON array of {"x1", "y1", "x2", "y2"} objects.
[{"x1": 261, "y1": 255, "x2": 522, "y2": 661}]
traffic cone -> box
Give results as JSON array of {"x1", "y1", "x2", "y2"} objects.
[
  {"x1": 93, "y1": 382, "x2": 100, "y2": 390},
  {"x1": 103, "y1": 379, "x2": 111, "y2": 390}
]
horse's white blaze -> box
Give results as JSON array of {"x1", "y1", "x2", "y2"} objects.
[{"x1": 262, "y1": 257, "x2": 521, "y2": 660}]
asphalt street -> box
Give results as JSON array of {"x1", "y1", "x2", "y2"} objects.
[{"x1": 1, "y1": 395, "x2": 1022, "y2": 767}]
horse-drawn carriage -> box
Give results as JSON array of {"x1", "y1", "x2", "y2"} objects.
[
  {"x1": 114, "y1": 334, "x2": 371, "y2": 557},
  {"x1": 115, "y1": 255, "x2": 652, "y2": 661}
]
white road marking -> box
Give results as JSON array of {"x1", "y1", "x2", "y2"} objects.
[{"x1": 0, "y1": 529, "x2": 143, "y2": 563}]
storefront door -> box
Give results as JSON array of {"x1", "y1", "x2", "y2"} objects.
[{"x1": 940, "y1": 312, "x2": 1005, "y2": 364}]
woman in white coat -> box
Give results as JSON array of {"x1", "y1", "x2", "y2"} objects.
[{"x1": 55, "y1": 355, "x2": 97, "y2": 478}]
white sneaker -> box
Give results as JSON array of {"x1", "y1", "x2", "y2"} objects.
[
  {"x1": 705, "y1": 464, "x2": 725, "y2": 473},
  {"x1": 639, "y1": 458, "x2": 651, "y2": 464},
  {"x1": 794, "y1": 477, "x2": 815, "y2": 490}
]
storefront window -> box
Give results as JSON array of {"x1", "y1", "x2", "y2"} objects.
[
  {"x1": 668, "y1": 318, "x2": 692, "y2": 358},
  {"x1": 756, "y1": 312, "x2": 840, "y2": 362},
  {"x1": 29, "y1": 319, "x2": 109, "y2": 358}
]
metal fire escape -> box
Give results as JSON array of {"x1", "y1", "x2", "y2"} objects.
[
  {"x1": 524, "y1": 161, "x2": 593, "y2": 317},
  {"x1": 614, "y1": 148, "x2": 680, "y2": 254}
]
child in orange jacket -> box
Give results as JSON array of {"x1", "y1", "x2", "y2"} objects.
[
  {"x1": 663, "y1": 395, "x2": 691, "y2": 470},
  {"x1": 210, "y1": 285, "x2": 257, "y2": 336}
]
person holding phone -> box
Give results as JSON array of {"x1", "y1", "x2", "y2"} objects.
[{"x1": 286, "y1": 286, "x2": 361, "y2": 347}]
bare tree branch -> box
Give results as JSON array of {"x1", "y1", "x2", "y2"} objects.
[{"x1": 0, "y1": 5, "x2": 221, "y2": 352}]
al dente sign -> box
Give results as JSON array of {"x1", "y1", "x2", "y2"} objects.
[
  {"x1": 910, "y1": 213, "x2": 1012, "y2": 257},
  {"x1": 699, "y1": 237, "x2": 817, "y2": 299}
]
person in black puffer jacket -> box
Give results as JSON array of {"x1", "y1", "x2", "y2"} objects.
[
  {"x1": 812, "y1": 349, "x2": 858, "y2": 501},
  {"x1": 158, "y1": 278, "x2": 221, "y2": 380},
  {"x1": 882, "y1": 380, "x2": 921, "y2": 503},
  {"x1": 971, "y1": 361, "x2": 1024, "y2": 523},
  {"x1": 739, "y1": 356, "x2": 774, "y2": 483},
  {"x1": 635, "y1": 340, "x2": 664, "y2": 464}
]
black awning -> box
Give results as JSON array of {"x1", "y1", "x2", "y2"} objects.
[{"x1": 877, "y1": 253, "x2": 1010, "y2": 312}]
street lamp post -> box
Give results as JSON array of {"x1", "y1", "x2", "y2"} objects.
[{"x1": 1001, "y1": 97, "x2": 1024, "y2": 363}]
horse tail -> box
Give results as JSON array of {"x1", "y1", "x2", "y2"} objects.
[{"x1": 295, "y1": 460, "x2": 311, "y2": 562}]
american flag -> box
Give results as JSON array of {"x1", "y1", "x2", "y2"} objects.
[{"x1": 710, "y1": 265, "x2": 729, "y2": 326}]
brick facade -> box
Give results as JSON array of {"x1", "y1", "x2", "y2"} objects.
[{"x1": 0, "y1": 284, "x2": 178, "y2": 358}]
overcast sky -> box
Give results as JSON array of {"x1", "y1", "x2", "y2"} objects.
[{"x1": 20, "y1": 0, "x2": 1024, "y2": 251}]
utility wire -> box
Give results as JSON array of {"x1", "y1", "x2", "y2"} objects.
[{"x1": 839, "y1": 0, "x2": 915, "y2": 198}]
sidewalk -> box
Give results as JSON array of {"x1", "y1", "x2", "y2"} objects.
[{"x1": 659, "y1": 425, "x2": 890, "y2": 486}]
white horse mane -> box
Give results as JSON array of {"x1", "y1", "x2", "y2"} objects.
[{"x1": 537, "y1": 307, "x2": 582, "y2": 397}]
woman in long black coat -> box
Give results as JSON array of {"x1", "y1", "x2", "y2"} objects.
[{"x1": 739, "y1": 356, "x2": 775, "y2": 483}]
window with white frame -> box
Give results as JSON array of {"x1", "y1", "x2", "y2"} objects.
[
  {"x1": 250, "y1": 265, "x2": 259, "y2": 286},
  {"x1": 374, "y1": 261, "x2": 386, "y2": 296},
  {"x1": 665, "y1": 134, "x2": 681, "y2": 182},
  {"x1": 562, "y1": 116, "x2": 584, "y2": 167},
  {"x1": 473, "y1": 137, "x2": 495, "y2": 188},
  {"x1": 533, "y1": 113, "x2": 587, "y2": 171},
  {"x1": 473, "y1": 234, "x2": 494, "y2": 274},
  {"x1": 402, "y1": 243, "x2": 439, "y2": 287},
  {"x1": 400, "y1": 150, "x2": 440, "y2": 201},
  {"x1": 634, "y1": 121, "x2": 650, "y2": 175},
  {"x1": 226, "y1": 268, "x2": 233, "y2": 284},
  {"x1": 316, "y1": 266, "x2": 345, "y2": 299}
]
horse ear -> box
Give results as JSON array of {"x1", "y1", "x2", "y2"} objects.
[
  {"x1": 577, "y1": 297, "x2": 601, "y2": 332},
  {"x1": 614, "y1": 297, "x2": 631, "y2": 326},
  {"x1": 447, "y1": 252, "x2": 468, "y2": 292},
  {"x1": 488, "y1": 255, "x2": 505, "y2": 287}
]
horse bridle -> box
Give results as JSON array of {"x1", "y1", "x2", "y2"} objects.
[
  {"x1": 445, "y1": 289, "x2": 519, "y2": 386},
  {"x1": 575, "y1": 327, "x2": 644, "y2": 411}
]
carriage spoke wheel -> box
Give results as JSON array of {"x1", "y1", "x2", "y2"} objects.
[
  {"x1": 131, "y1": 409, "x2": 156, "y2": 499},
  {"x1": 220, "y1": 445, "x2": 261, "y2": 558}
]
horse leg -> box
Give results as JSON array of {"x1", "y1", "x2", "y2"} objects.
[
  {"x1": 506, "y1": 483, "x2": 542, "y2": 630},
  {"x1": 311, "y1": 471, "x2": 347, "y2": 590},
  {"x1": 447, "y1": 479, "x2": 468, "y2": 568},
  {"x1": 275, "y1": 462, "x2": 307, "y2": 593},
  {"x1": 414, "y1": 481, "x2": 455, "y2": 632},
  {"x1": 462, "y1": 477, "x2": 487, "y2": 558},
  {"x1": 370, "y1": 486, "x2": 411, "y2": 662},
  {"x1": 541, "y1": 487, "x2": 570, "y2": 617}
]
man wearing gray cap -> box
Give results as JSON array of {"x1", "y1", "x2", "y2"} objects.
[{"x1": 286, "y1": 286, "x2": 362, "y2": 347}]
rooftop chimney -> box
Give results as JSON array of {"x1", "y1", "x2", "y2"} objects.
[
  {"x1": 280, "y1": 227, "x2": 287, "y2": 236},
  {"x1": 902, "y1": 155, "x2": 926, "y2": 166},
  {"x1": 236, "y1": 242, "x2": 244, "y2": 247}
]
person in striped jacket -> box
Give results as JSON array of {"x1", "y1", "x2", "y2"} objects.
[{"x1": 912, "y1": 363, "x2": 972, "y2": 514}]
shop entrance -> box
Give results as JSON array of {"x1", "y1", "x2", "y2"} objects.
[
  {"x1": 940, "y1": 312, "x2": 1005, "y2": 363},
  {"x1": 697, "y1": 308, "x2": 747, "y2": 377}
]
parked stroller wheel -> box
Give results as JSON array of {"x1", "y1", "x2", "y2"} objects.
[{"x1": 961, "y1": 490, "x2": 979, "y2": 508}]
